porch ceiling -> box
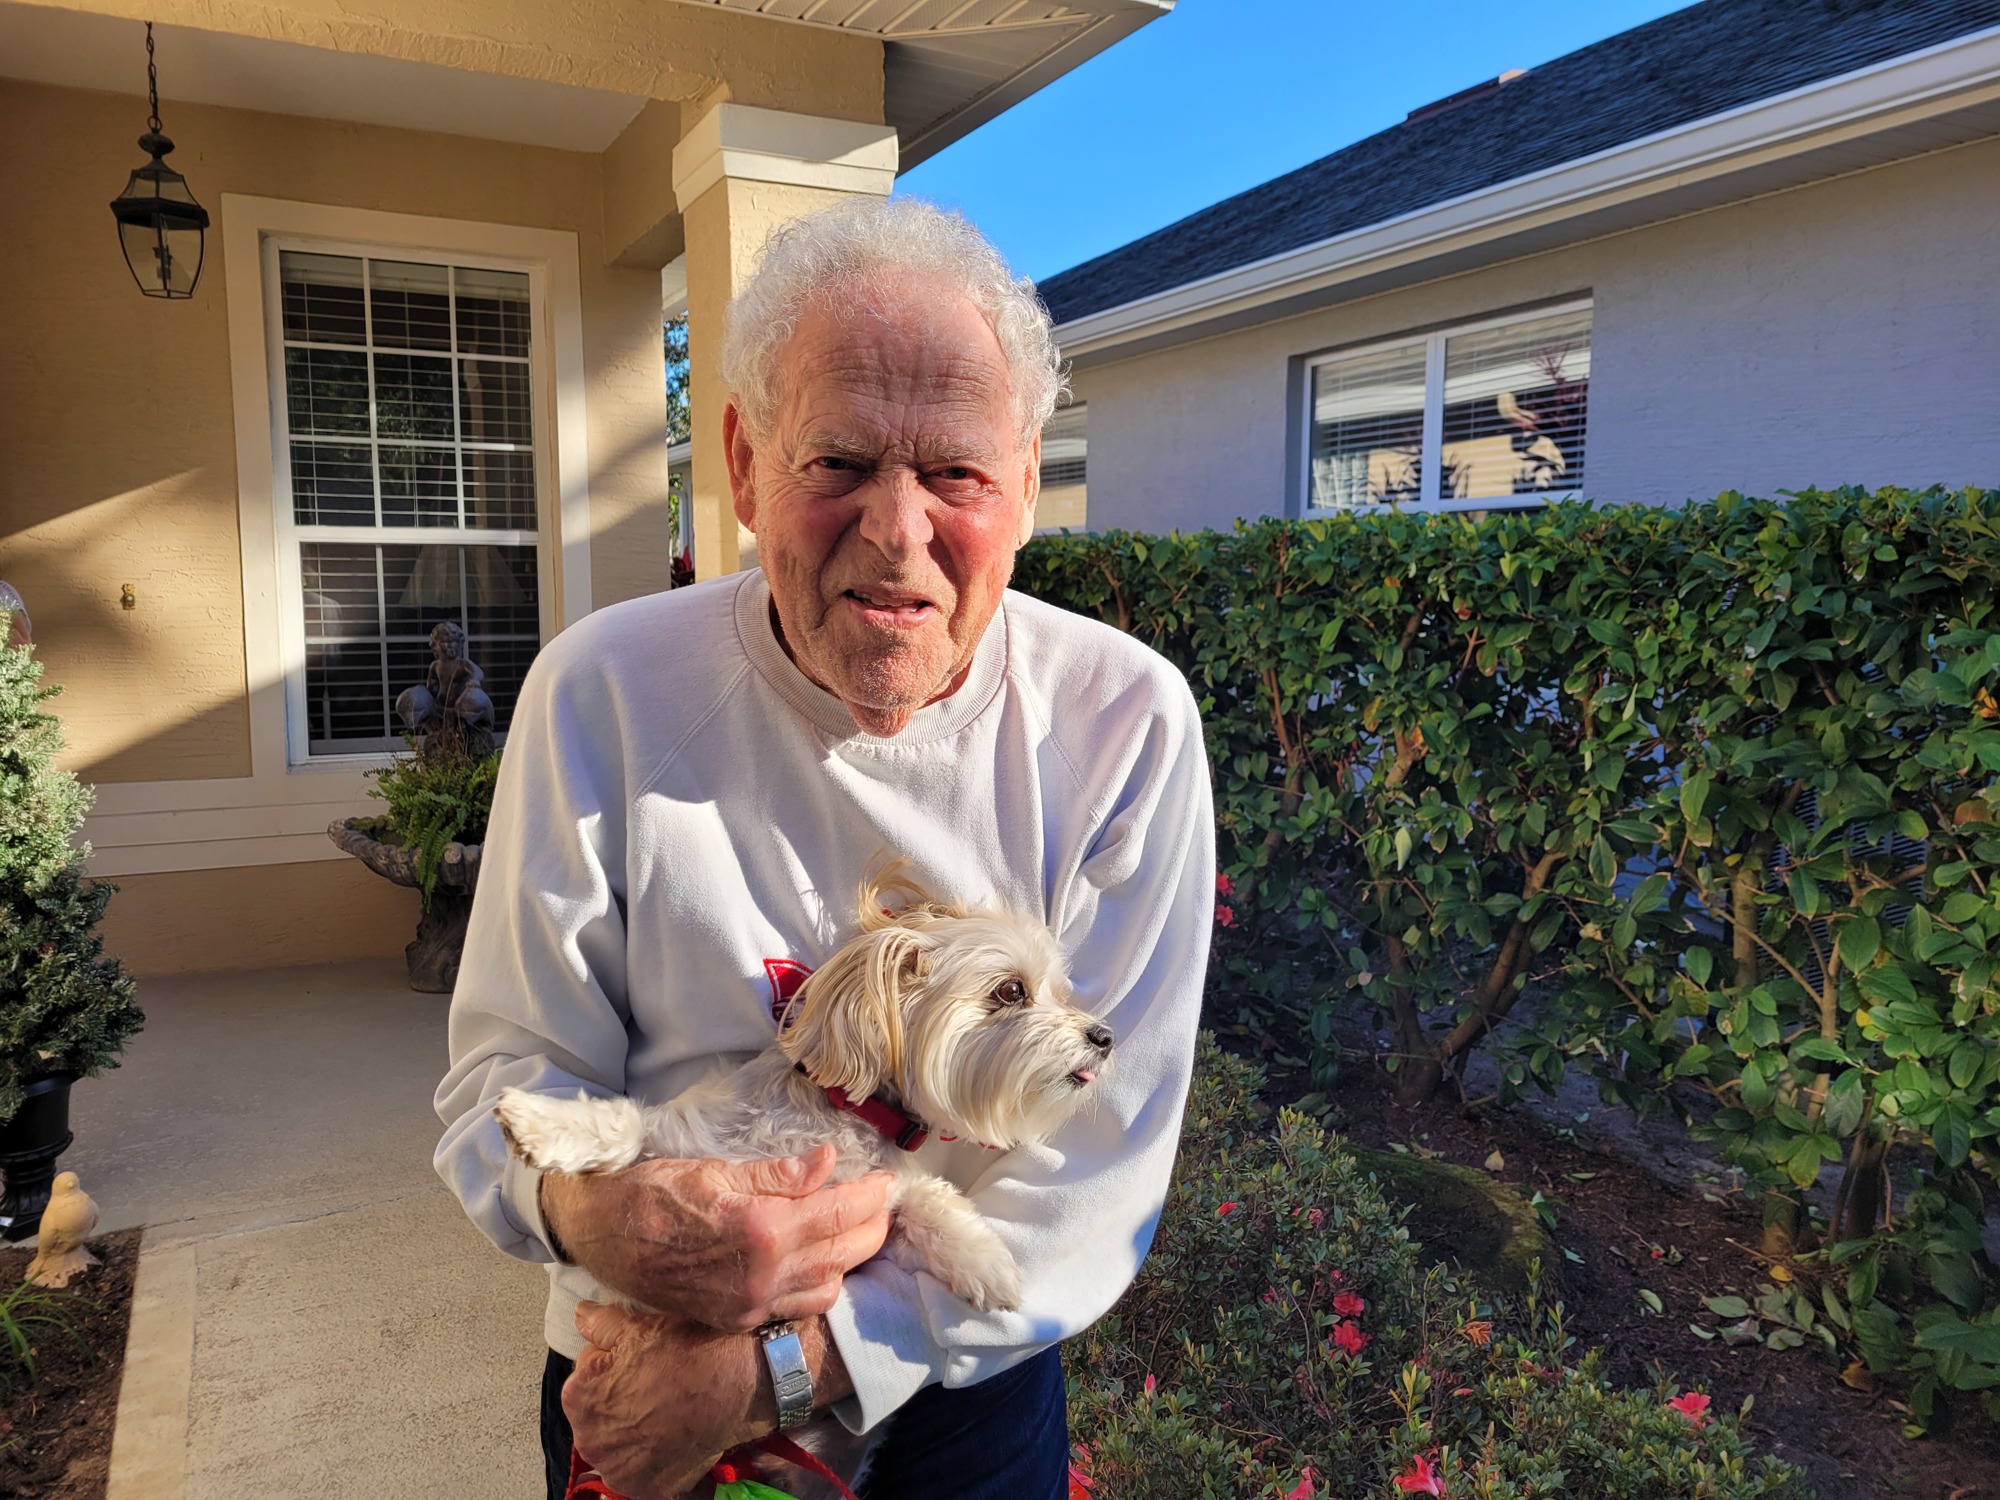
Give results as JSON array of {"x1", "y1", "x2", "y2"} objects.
[
  {"x1": 0, "y1": 2, "x2": 648, "y2": 152},
  {"x1": 0, "y1": 0, "x2": 1169, "y2": 165}
]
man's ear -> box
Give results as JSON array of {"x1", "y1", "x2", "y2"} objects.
[
  {"x1": 723, "y1": 399, "x2": 758, "y2": 532},
  {"x1": 1015, "y1": 431, "x2": 1041, "y2": 547}
]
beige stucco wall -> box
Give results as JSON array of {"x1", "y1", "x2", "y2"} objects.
[
  {"x1": 0, "y1": 75, "x2": 671, "y2": 786},
  {"x1": 1070, "y1": 134, "x2": 2000, "y2": 533},
  {"x1": 684, "y1": 174, "x2": 861, "y2": 579},
  {"x1": 99, "y1": 858, "x2": 418, "y2": 975}
]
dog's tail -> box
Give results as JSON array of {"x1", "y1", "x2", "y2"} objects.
[{"x1": 857, "y1": 855, "x2": 965, "y2": 932}]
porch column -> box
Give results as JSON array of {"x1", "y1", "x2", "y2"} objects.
[{"x1": 673, "y1": 103, "x2": 899, "y2": 580}]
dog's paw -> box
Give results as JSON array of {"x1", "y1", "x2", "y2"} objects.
[
  {"x1": 900, "y1": 1217, "x2": 1021, "y2": 1313},
  {"x1": 493, "y1": 1087, "x2": 645, "y2": 1174},
  {"x1": 938, "y1": 1232, "x2": 1023, "y2": 1313}
]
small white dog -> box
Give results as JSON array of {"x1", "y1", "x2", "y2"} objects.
[{"x1": 494, "y1": 863, "x2": 1114, "y2": 1499}]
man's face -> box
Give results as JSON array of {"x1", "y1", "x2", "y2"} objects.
[{"x1": 725, "y1": 278, "x2": 1040, "y2": 737}]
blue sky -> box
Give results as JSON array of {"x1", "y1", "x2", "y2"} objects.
[{"x1": 896, "y1": 0, "x2": 1692, "y2": 283}]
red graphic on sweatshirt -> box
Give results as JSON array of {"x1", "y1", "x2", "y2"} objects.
[{"x1": 765, "y1": 959, "x2": 814, "y2": 1024}]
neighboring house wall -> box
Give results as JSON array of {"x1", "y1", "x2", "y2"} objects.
[
  {"x1": 0, "y1": 77, "x2": 671, "y2": 972},
  {"x1": 1070, "y1": 134, "x2": 2000, "y2": 533}
]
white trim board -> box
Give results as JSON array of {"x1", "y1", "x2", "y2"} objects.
[
  {"x1": 81, "y1": 196, "x2": 596, "y2": 879},
  {"x1": 1054, "y1": 24, "x2": 2000, "y2": 361}
]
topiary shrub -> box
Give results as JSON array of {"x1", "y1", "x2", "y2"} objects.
[
  {"x1": 1067, "y1": 1039, "x2": 1815, "y2": 1499},
  {"x1": 0, "y1": 626, "x2": 141, "y2": 1124}
]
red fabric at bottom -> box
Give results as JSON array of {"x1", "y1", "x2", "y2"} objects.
[
  {"x1": 564, "y1": 1431, "x2": 860, "y2": 1500},
  {"x1": 566, "y1": 1446, "x2": 628, "y2": 1500}
]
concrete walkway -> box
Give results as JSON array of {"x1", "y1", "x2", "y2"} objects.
[{"x1": 66, "y1": 958, "x2": 549, "y2": 1499}]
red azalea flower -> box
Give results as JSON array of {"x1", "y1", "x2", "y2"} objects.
[
  {"x1": 1667, "y1": 1392, "x2": 1711, "y2": 1428},
  {"x1": 1215, "y1": 903, "x2": 1237, "y2": 928},
  {"x1": 1143, "y1": 1373, "x2": 1157, "y2": 1398},
  {"x1": 1262, "y1": 1287, "x2": 1281, "y2": 1304},
  {"x1": 1332, "y1": 1291, "x2": 1367, "y2": 1318},
  {"x1": 1217, "y1": 872, "x2": 1235, "y2": 897},
  {"x1": 1069, "y1": 1441, "x2": 1095, "y2": 1498},
  {"x1": 1393, "y1": 1452, "x2": 1447, "y2": 1495},
  {"x1": 1283, "y1": 1468, "x2": 1316, "y2": 1500},
  {"x1": 1218, "y1": 1201, "x2": 1240, "y2": 1216},
  {"x1": 1331, "y1": 1320, "x2": 1371, "y2": 1358}
]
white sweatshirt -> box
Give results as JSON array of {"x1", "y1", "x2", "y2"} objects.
[{"x1": 434, "y1": 568, "x2": 1214, "y2": 1433}]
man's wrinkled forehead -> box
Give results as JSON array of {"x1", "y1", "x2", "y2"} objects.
[{"x1": 765, "y1": 280, "x2": 1024, "y2": 444}]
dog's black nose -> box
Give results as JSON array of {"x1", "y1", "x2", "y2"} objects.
[{"x1": 1085, "y1": 1023, "x2": 1114, "y2": 1052}]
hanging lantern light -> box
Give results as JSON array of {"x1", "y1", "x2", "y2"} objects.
[{"x1": 109, "y1": 23, "x2": 208, "y2": 300}]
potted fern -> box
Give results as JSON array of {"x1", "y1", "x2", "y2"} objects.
[
  {"x1": 329, "y1": 623, "x2": 500, "y2": 993},
  {"x1": 0, "y1": 621, "x2": 142, "y2": 1240}
]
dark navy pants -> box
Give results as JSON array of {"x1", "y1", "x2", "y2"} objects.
[{"x1": 541, "y1": 1344, "x2": 1068, "y2": 1500}]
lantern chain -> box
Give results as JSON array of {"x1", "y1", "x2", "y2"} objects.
[{"x1": 145, "y1": 21, "x2": 161, "y2": 136}]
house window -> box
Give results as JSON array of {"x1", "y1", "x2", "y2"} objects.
[
  {"x1": 272, "y1": 249, "x2": 546, "y2": 758},
  {"x1": 1305, "y1": 302, "x2": 1591, "y2": 513},
  {"x1": 1037, "y1": 401, "x2": 1087, "y2": 532}
]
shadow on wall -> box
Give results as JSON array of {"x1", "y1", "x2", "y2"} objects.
[{"x1": 2, "y1": 464, "x2": 254, "y2": 785}]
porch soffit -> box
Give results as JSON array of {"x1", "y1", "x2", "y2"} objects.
[{"x1": 0, "y1": 0, "x2": 1170, "y2": 165}]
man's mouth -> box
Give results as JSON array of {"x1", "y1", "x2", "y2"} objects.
[{"x1": 842, "y1": 588, "x2": 937, "y2": 626}]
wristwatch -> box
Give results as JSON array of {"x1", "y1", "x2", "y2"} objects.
[{"x1": 755, "y1": 1320, "x2": 814, "y2": 1430}]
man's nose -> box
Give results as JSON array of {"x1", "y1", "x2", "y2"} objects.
[{"x1": 856, "y1": 470, "x2": 935, "y2": 562}]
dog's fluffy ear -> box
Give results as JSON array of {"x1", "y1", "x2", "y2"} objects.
[
  {"x1": 778, "y1": 925, "x2": 929, "y2": 1097},
  {"x1": 858, "y1": 856, "x2": 965, "y2": 933}
]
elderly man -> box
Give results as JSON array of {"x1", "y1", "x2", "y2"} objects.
[{"x1": 436, "y1": 198, "x2": 1212, "y2": 1500}]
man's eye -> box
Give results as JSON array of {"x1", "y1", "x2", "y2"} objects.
[{"x1": 991, "y1": 978, "x2": 1029, "y2": 1007}]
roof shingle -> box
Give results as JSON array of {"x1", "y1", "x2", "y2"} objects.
[{"x1": 1037, "y1": 0, "x2": 2000, "y2": 324}]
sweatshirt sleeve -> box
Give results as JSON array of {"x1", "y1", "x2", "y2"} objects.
[
  {"x1": 434, "y1": 635, "x2": 636, "y2": 1264},
  {"x1": 823, "y1": 673, "x2": 1215, "y2": 1432}
]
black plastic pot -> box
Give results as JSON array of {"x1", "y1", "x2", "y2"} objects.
[{"x1": 0, "y1": 1073, "x2": 78, "y2": 1242}]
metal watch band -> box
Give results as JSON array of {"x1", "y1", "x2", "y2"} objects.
[{"x1": 755, "y1": 1321, "x2": 814, "y2": 1430}]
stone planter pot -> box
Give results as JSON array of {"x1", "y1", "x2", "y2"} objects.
[
  {"x1": 330, "y1": 817, "x2": 483, "y2": 994},
  {"x1": 0, "y1": 1073, "x2": 79, "y2": 1242}
]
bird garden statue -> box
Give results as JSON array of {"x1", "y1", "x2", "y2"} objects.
[{"x1": 25, "y1": 1172, "x2": 99, "y2": 1288}]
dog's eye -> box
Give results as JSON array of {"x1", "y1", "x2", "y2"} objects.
[{"x1": 991, "y1": 978, "x2": 1030, "y2": 1007}]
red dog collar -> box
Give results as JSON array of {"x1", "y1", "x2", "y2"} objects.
[
  {"x1": 798, "y1": 1065, "x2": 928, "y2": 1151},
  {"x1": 824, "y1": 1082, "x2": 929, "y2": 1152}
]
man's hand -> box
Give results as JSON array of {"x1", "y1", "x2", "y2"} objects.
[
  {"x1": 540, "y1": 1144, "x2": 895, "y2": 1331},
  {"x1": 563, "y1": 1302, "x2": 764, "y2": 1500},
  {"x1": 565, "y1": 1301, "x2": 855, "y2": 1500}
]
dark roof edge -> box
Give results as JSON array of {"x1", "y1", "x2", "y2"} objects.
[{"x1": 1051, "y1": 21, "x2": 2000, "y2": 358}]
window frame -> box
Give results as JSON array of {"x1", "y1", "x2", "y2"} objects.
[
  {"x1": 1298, "y1": 297, "x2": 1593, "y2": 518},
  {"x1": 262, "y1": 233, "x2": 557, "y2": 764}
]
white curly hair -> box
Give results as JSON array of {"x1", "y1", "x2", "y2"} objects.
[{"x1": 720, "y1": 196, "x2": 1066, "y2": 445}]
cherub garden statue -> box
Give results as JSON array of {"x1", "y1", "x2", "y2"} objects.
[{"x1": 395, "y1": 622, "x2": 496, "y2": 762}]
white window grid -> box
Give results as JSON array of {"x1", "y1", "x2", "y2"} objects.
[
  {"x1": 1299, "y1": 298, "x2": 1593, "y2": 518},
  {"x1": 262, "y1": 234, "x2": 557, "y2": 765}
]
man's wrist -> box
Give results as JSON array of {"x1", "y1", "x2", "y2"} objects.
[
  {"x1": 747, "y1": 1316, "x2": 853, "y2": 1430},
  {"x1": 536, "y1": 1171, "x2": 576, "y2": 1265}
]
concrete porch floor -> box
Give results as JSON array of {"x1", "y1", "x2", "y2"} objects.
[{"x1": 65, "y1": 957, "x2": 548, "y2": 1499}]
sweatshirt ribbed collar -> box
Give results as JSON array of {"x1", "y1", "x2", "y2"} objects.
[{"x1": 732, "y1": 569, "x2": 1009, "y2": 746}]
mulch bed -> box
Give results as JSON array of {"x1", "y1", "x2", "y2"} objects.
[
  {"x1": 1312, "y1": 1063, "x2": 1996, "y2": 1500},
  {"x1": 0, "y1": 1227, "x2": 141, "y2": 1500}
]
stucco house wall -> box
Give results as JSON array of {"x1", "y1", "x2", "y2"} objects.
[
  {"x1": 0, "y1": 76, "x2": 671, "y2": 972},
  {"x1": 1069, "y1": 134, "x2": 2000, "y2": 534}
]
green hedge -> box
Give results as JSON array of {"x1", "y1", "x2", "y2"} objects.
[
  {"x1": 1018, "y1": 487, "x2": 2000, "y2": 1420},
  {"x1": 1068, "y1": 1038, "x2": 1813, "y2": 1498}
]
